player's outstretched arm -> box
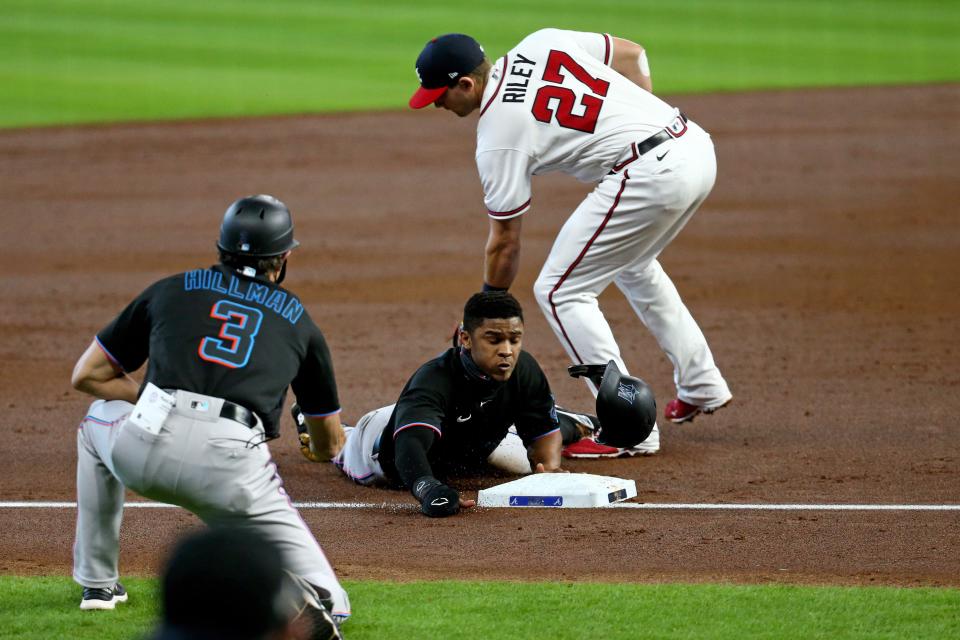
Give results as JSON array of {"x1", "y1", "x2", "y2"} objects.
[
  {"x1": 484, "y1": 217, "x2": 523, "y2": 290},
  {"x1": 396, "y1": 427, "x2": 475, "y2": 516},
  {"x1": 610, "y1": 37, "x2": 653, "y2": 93},
  {"x1": 71, "y1": 339, "x2": 140, "y2": 403},
  {"x1": 304, "y1": 414, "x2": 346, "y2": 460},
  {"x1": 530, "y1": 430, "x2": 565, "y2": 473}
]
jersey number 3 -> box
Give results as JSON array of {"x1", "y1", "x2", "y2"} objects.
[
  {"x1": 531, "y1": 50, "x2": 609, "y2": 134},
  {"x1": 198, "y1": 300, "x2": 263, "y2": 369}
]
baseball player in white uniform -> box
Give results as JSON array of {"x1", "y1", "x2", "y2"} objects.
[{"x1": 409, "y1": 30, "x2": 733, "y2": 454}]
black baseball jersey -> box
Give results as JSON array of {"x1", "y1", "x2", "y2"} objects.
[
  {"x1": 96, "y1": 264, "x2": 339, "y2": 437},
  {"x1": 377, "y1": 347, "x2": 559, "y2": 480}
]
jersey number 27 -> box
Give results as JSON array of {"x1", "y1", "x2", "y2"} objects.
[
  {"x1": 198, "y1": 300, "x2": 263, "y2": 369},
  {"x1": 531, "y1": 50, "x2": 609, "y2": 134}
]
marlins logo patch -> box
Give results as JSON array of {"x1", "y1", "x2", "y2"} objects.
[{"x1": 617, "y1": 382, "x2": 640, "y2": 404}]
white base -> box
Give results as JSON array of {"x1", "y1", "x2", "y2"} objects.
[{"x1": 477, "y1": 473, "x2": 637, "y2": 508}]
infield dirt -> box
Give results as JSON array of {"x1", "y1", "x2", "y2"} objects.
[{"x1": 1, "y1": 85, "x2": 958, "y2": 586}]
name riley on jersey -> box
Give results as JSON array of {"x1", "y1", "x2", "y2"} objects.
[{"x1": 502, "y1": 54, "x2": 537, "y2": 103}]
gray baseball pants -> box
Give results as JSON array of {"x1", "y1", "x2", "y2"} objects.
[{"x1": 73, "y1": 394, "x2": 350, "y2": 620}]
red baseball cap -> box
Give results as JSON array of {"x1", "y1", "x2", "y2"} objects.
[{"x1": 409, "y1": 34, "x2": 486, "y2": 109}]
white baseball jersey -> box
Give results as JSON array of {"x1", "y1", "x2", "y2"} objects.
[
  {"x1": 476, "y1": 28, "x2": 678, "y2": 218},
  {"x1": 473, "y1": 28, "x2": 732, "y2": 430}
]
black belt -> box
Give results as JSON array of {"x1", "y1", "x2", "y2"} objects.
[
  {"x1": 635, "y1": 130, "x2": 672, "y2": 156},
  {"x1": 636, "y1": 112, "x2": 688, "y2": 156},
  {"x1": 163, "y1": 389, "x2": 259, "y2": 430},
  {"x1": 609, "y1": 113, "x2": 689, "y2": 174},
  {"x1": 220, "y1": 401, "x2": 258, "y2": 429}
]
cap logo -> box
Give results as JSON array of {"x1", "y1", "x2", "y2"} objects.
[
  {"x1": 617, "y1": 382, "x2": 640, "y2": 404},
  {"x1": 448, "y1": 72, "x2": 459, "y2": 79},
  {"x1": 415, "y1": 67, "x2": 423, "y2": 83}
]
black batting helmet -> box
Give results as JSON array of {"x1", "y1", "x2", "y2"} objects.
[
  {"x1": 217, "y1": 194, "x2": 300, "y2": 257},
  {"x1": 568, "y1": 361, "x2": 656, "y2": 448}
]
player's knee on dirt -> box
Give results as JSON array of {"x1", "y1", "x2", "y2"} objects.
[
  {"x1": 412, "y1": 476, "x2": 460, "y2": 517},
  {"x1": 487, "y1": 430, "x2": 533, "y2": 475}
]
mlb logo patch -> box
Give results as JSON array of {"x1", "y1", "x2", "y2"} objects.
[{"x1": 666, "y1": 115, "x2": 688, "y2": 138}]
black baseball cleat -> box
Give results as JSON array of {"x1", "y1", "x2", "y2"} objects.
[
  {"x1": 80, "y1": 582, "x2": 128, "y2": 610},
  {"x1": 304, "y1": 602, "x2": 344, "y2": 640}
]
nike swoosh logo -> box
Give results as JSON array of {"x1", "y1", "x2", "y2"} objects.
[
  {"x1": 430, "y1": 497, "x2": 450, "y2": 506},
  {"x1": 656, "y1": 150, "x2": 669, "y2": 161},
  {"x1": 480, "y1": 400, "x2": 491, "y2": 407},
  {"x1": 456, "y1": 414, "x2": 471, "y2": 422}
]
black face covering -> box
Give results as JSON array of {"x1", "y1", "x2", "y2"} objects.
[
  {"x1": 459, "y1": 346, "x2": 503, "y2": 394},
  {"x1": 276, "y1": 259, "x2": 288, "y2": 284}
]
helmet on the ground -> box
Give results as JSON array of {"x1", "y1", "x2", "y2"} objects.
[
  {"x1": 568, "y1": 361, "x2": 656, "y2": 448},
  {"x1": 217, "y1": 194, "x2": 300, "y2": 257}
]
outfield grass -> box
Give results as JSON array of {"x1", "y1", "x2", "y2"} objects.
[
  {"x1": 1, "y1": 577, "x2": 958, "y2": 639},
  {"x1": 1, "y1": 0, "x2": 958, "y2": 127}
]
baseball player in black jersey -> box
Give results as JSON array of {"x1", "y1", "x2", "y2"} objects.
[
  {"x1": 327, "y1": 291, "x2": 581, "y2": 517},
  {"x1": 70, "y1": 195, "x2": 346, "y2": 638}
]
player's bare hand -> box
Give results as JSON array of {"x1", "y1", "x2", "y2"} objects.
[
  {"x1": 534, "y1": 462, "x2": 568, "y2": 474},
  {"x1": 460, "y1": 497, "x2": 477, "y2": 510}
]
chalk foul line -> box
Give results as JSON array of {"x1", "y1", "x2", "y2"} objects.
[{"x1": 1, "y1": 501, "x2": 958, "y2": 511}]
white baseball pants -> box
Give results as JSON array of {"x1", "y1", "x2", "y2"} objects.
[{"x1": 533, "y1": 121, "x2": 731, "y2": 408}]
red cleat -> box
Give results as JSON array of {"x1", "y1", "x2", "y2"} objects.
[
  {"x1": 562, "y1": 437, "x2": 622, "y2": 459},
  {"x1": 664, "y1": 397, "x2": 732, "y2": 424}
]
